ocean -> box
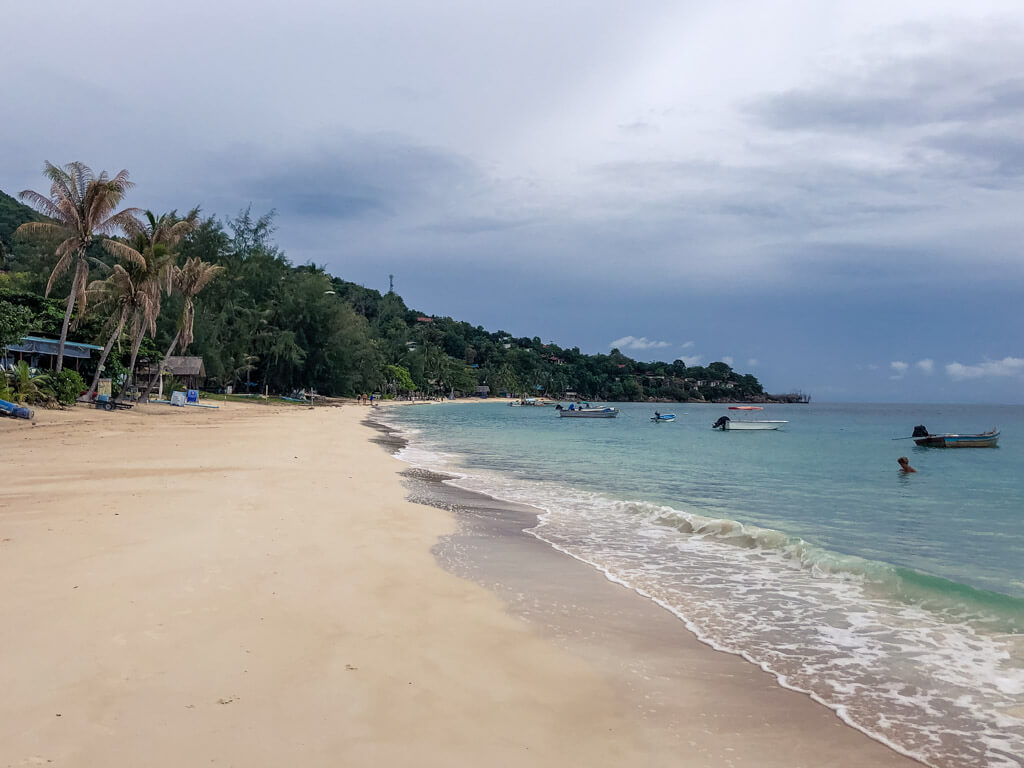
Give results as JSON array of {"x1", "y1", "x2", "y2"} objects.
[{"x1": 381, "y1": 401, "x2": 1024, "y2": 768}]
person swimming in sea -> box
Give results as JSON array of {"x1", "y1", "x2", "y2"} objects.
[{"x1": 897, "y1": 456, "x2": 916, "y2": 473}]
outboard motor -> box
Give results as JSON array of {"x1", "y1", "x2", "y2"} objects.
[
  {"x1": 912, "y1": 425, "x2": 930, "y2": 437},
  {"x1": 712, "y1": 416, "x2": 730, "y2": 430}
]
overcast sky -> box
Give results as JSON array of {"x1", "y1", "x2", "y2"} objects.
[{"x1": 3, "y1": 0, "x2": 1023, "y2": 402}]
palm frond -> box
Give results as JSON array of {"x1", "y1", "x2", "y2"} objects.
[
  {"x1": 44, "y1": 244, "x2": 77, "y2": 296},
  {"x1": 17, "y1": 190, "x2": 65, "y2": 222},
  {"x1": 101, "y1": 238, "x2": 145, "y2": 267},
  {"x1": 97, "y1": 208, "x2": 144, "y2": 236},
  {"x1": 15, "y1": 220, "x2": 66, "y2": 240}
]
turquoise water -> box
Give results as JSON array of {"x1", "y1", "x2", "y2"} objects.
[{"x1": 384, "y1": 401, "x2": 1024, "y2": 768}]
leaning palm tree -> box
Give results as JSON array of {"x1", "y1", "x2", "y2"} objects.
[
  {"x1": 16, "y1": 162, "x2": 142, "y2": 372},
  {"x1": 144, "y1": 256, "x2": 223, "y2": 399},
  {"x1": 82, "y1": 264, "x2": 144, "y2": 400},
  {"x1": 121, "y1": 209, "x2": 199, "y2": 394}
]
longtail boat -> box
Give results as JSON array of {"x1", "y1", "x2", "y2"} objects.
[{"x1": 911, "y1": 425, "x2": 1000, "y2": 448}]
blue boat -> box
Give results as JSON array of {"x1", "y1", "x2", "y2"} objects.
[
  {"x1": 912, "y1": 426, "x2": 999, "y2": 448},
  {"x1": 651, "y1": 413, "x2": 675, "y2": 422},
  {"x1": 0, "y1": 398, "x2": 33, "y2": 420}
]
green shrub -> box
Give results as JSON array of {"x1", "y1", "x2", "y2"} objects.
[
  {"x1": 6, "y1": 360, "x2": 56, "y2": 406},
  {"x1": 52, "y1": 369, "x2": 86, "y2": 405}
]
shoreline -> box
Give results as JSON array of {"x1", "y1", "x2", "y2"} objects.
[
  {"x1": 2, "y1": 401, "x2": 921, "y2": 766},
  {"x1": 369, "y1": 412, "x2": 925, "y2": 767}
]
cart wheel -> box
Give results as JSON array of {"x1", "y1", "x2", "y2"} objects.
[{"x1": 103, "y1": 401, "x2": 114, "y2": 411}]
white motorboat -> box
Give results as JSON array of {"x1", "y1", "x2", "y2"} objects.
[
  {"x1": 558, "y1": 405, "x2": 619, "y2": 418},
  {"x1": 712, "y1": 406, "x2": 787, "y2": 431}
]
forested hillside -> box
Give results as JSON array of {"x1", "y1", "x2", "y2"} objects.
[{"x1": 1, "y1": 177, "x2": 779, "y2": 402}]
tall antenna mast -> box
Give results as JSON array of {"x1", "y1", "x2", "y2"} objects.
[{"x1": 388, "y1": 274, "x2": 394, "y2": 293}]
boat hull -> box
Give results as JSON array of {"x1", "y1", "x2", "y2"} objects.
[
  {"x1": 560, "y1": 408, "x2": 618, "y2": 418},
  {"x1": 914, "y1": 430, "x2": 999, "y2": 448},
  {"x1": 724, "y1": 420, "x2": 788, "y2": 430}
]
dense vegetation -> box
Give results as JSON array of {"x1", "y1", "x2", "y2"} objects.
[{"x1": 0, "y1": 165, "x2": 785, "y2": 403}]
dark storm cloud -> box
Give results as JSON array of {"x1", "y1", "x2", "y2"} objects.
[{"x1": 209, "y1": 134, "x2": 488, "y2": 222}]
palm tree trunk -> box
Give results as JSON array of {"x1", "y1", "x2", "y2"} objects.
[
  {"x1": 55, "y1": 255, "x2": 89, "y2": 374},
  {"x1": 123, "y1": 323, "x2": 147, "y2": 400},
  {"x1": 54, "y1": 294, "x2": 75, "y2": 374},
  {"x1": 85, "y1": 308, "x2": 128, "y2": 400},
  {"x1": 142, "y1": 331, "x2": 179, "y2": 401}
]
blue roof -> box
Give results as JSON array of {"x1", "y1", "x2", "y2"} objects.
[
  {"x1": 20, "y1": 336, "x2": 103, "y2": 351},
  {"x1": 6, "y1": 336, "x2": 104, "y2": 359},
  {"x1": 18, "y1": 335, "x2": 102, "y2": 350}
]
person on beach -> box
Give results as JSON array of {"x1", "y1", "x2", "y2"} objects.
[{"x1": 897, "y1": 457, "x2": 916, "y2": 473}]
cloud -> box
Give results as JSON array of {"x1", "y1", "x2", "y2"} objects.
[
  {"x1": 680, "y1": 341, "x2": 695, "y2": 349},
  {"x1": 609, "y1": 335, "x2": 671, "y2": 351},
  {"x1": 747, "y1": 358, "x2": 759, "y2": 367},
  {"x1": 619, "y1": 121, "x2": 658, "y2": 137},
  {"x1": 679, "y1": 355, "x2": 703, "y2": 367},
  {"x1": 721, "y1": 356, "x2": 735, "y2": 366},
  {"x1": 745, "y1": 27, "x2": 1024, "y2": 134},
  {"x1": 945, "y1": 357, "x2": 1024, "y2": 380},
  {"x1": 212, "y1": 134, "x2": 488, "y2": 222},
  {"x1": 890, "y1": 361, "x2": 909, "y2": 379},
  {"x1": 916, "y1": 359, "x2": 935, "y2": 374}
]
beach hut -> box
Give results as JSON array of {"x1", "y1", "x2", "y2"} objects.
[
  {"x1": 162, "y1": 356, "x2": 206, "y2": 390},
  {"x1": 135, "y1": 356, "x2": 207, "y2": 394}
]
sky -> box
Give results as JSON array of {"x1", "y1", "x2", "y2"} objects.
[{"x1": 2, "y1": 0, "x2": 1023, "y2": 402}]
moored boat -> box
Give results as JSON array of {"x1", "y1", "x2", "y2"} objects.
[
  {"x1": 911, "y1": 425, "x2": 999, "y2": 448},
  {"x1": 651, "y1": 413, "x2": 675, "y2": 422},
  {"x1": 558, "y1": 405, "x2": 619, "y2": 418},
  {"x1": 712, "y1": 406, "x2": 788, "y2": 431}
]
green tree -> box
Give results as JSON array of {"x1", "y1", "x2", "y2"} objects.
[
  {"x1": 144, "y1": 256, "x2": 222, "y2": 399},
  {"x1": 0, "y1": 300, "x2": 34, "y2": 349},
  {"x1": 121, "y1": 210, "x2": 200, "y2": 391},
  {"x1": 384, "y1": 364, "x2": 415, "y2": 395},
  {"x1": 16, "y1": 162, "x2": 141, "y2": 372},
  {"x1": 83, "y1": 264, "x2": 144, "y2": 400}
]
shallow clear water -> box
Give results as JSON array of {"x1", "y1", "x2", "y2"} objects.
[{"x1": 384, "y1": 401, "x2": 1024, "y2": 768}]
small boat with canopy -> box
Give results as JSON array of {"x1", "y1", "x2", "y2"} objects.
[{"x1": 712, "y1": 406, "x2": 788, "y2": 431}]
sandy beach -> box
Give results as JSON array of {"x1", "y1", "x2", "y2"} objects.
[{"x1": 1, "y1": 401, "x2": 923, "y2": 767}]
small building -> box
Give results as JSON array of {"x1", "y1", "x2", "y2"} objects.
[
  {"x1": 3, "y1": 336, "x2": 103, "y2": 370},
  {"x1": 135, "y1": 356, "x2": 207, "y2": 392},
  {"x1": 165, "y1": 356, "x2": 206, "y2": 389}
]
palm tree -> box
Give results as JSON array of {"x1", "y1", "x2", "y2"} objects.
[
  {"x1": 145, "y1": 256, "x2": 222, "y2": 399},
  {"x1": 121, "y1": 209, "x2": 199, "y2": 394},
  {"x1": 16, "y1": 162, "x2": 142, "y2": 372},
  {"x1": 82, "y1": 264, "x2": 143, "y2": 400}
]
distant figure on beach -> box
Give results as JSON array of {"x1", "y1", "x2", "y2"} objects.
[{"x1": 897, "y1": 457, "x2": 916, "y2": 473}]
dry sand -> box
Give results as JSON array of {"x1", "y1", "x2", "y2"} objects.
[{"x1": 0, "y1": 401, "x2": 922, "y2": 766}]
